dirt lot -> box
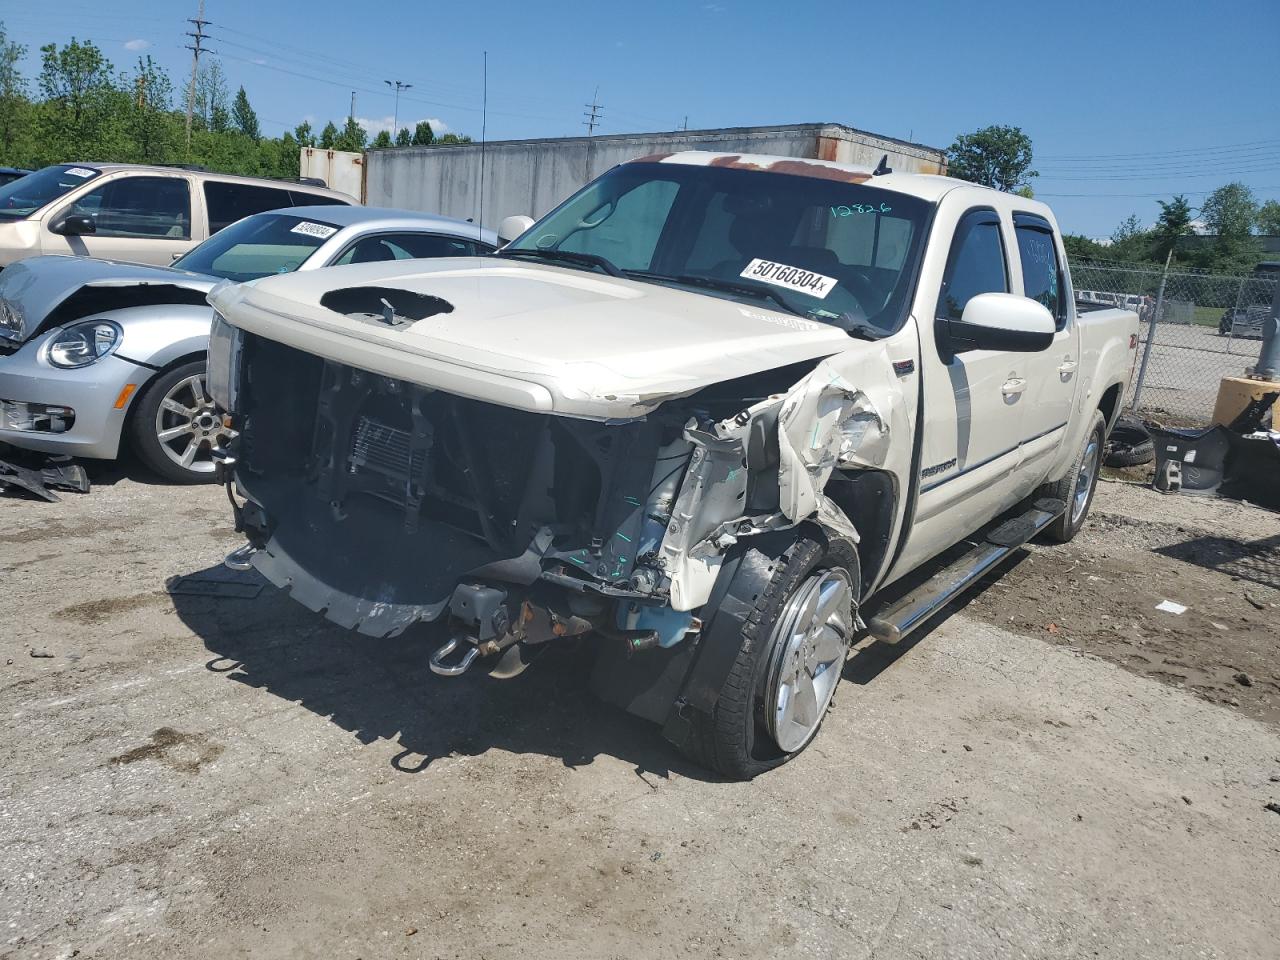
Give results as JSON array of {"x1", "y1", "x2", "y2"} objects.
[{"x1": 2, "y1": 468, "x2": 1279, "y2": 959}]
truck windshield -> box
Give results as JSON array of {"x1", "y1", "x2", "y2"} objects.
[
  {"x1": 0, "y1": 164, "x2": 101, "y2": 221},
  {"x1": 173, "y1": 212, "x2": 339, "y2": 280},
  {"x1": 500, "y1": 161, "x2": 931, "y2": 335}
]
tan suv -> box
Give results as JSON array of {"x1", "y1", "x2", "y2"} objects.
[{"x1": 0, "y1": 163, "x2": 354, "y2": 268}]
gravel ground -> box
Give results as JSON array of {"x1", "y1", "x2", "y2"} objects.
[{"x1": 2, "y1": 470, "x2": 1279, "y2": 959}]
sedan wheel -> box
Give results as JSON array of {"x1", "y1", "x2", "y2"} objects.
[{"x1": 154, "y1": 372, "x2": 232, "y2": 476}]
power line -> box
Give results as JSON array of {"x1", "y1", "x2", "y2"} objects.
[
  {"x1": 583, "y1": 86, "x2": 603, "y2": 137},
  {"x1": 184, "y1": 0, "x2": 210, "y2": 150},
  {"x1": 1040, "y1": 137, "x2": 1280, "y2": 162}
]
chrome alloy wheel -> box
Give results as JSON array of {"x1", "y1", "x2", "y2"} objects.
[
  {"x1": 765, "y1": 568, "x2": 855, "y2": 754},
  {"x1": 154, "y1": 373, "x2": 233, "y2": 475},
  {"x1": 1071, "y1": 435, "x2": 1101, "y2": 526}
]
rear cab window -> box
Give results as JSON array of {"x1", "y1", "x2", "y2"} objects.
[{"x1": 1013, "y1": 212, "x2": 1067, "y2": 329}]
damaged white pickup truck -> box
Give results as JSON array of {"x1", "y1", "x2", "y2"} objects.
[{"x1": 207, "y1": 152, "x2": 1138, "y2": 778}]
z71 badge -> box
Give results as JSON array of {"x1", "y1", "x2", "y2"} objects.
[{"x1": 921, "y1": 458, "x2": 957, "y2": 479}]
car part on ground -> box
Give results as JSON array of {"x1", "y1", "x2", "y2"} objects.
[
  {"x1": 0, "y1": 450, "x2": 89, "y2": 501},
  {"x1": 1104, "y1": 415, "x2": 1154, "y2": 467}
]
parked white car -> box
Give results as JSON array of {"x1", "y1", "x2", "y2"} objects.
[
  {"x1": 0, "y1": 207, "x2": 496, "y2": 482},
  {"x1": 0, "y1": 163, "x2": 352, "y2": 269},
  {"x1": 208, "y1": 152, "x2": 1138, "y2": 777}
]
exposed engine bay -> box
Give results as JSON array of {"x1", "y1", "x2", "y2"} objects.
[{"x1": 225, "y1": 331, "x2": 896, "y2": 674}]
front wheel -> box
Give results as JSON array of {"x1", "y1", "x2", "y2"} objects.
[
  {"x1": 1039, "y1": 410, "x2": 1105, "y2": 543},
  {"x1": 679, "y1": 535, "x2": 857, "y2": 780},
  {"x1": 128, "y1": 359, "x2": 233, "y2": 484}
]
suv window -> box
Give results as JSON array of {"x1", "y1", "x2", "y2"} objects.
[
  {"x1": 938, "y1": 210, "x2": 1007, "y2": 321},
  {"x1": 332, "y1": 232, "x2": 479, "y2": 265},
  {"x1": 68, "y1": 176, "x2": 191, "y2": 239},
  {"x1": 1013, "y1": 212, "x2": 1065, "y2": 328},
  {"x1": 289, "y1": 190, "x2": 347, "y2": 207},
  {"x1": 204, "y1": 181, "x2": 294, "y2": 233}
]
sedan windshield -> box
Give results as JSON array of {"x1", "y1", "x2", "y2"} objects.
[
  {"x1": 173, "y1": 212, "x2": 339, "y2": 280},
  {"x1": 501, "y1": 161, "x2": 930, "y2": 335},
  {"x1": 0, "y1": 164, "x2": 101, "y2": 221}
]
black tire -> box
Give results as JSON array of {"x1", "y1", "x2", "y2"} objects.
[
  {"x1": 678, "y1": 533, "x2": 857, "y2": 780},
  {"x1": 128, "y1": 359, "x2": 228, "y2": 484},
  {"x1": 1040, "y1": 410, "x2": 1106, "y2": 544},
  {"x1": 1104, "y1": 417, "x2": 1154, "y2": 467}
]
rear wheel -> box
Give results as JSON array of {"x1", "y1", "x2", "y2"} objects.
[
  {"x1": 680, "y1": 534, "x2": 857, "y2": 780},
  {"x1": 1040, "y1": 410, "x2": 1105, "y2": 543},
  {"x1": 129, "y1": 359, "x2": 232, "y2": 484}
]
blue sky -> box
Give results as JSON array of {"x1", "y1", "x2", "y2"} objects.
[{"x1": 4, "y1": 0, "x2": 1277, "y2": 237}]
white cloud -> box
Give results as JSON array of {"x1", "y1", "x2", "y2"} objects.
[
  {"x1": 124, "y1": 39, "x2": 150, "y2": 51},
  {"x1": 251, "y1": 57, "x2": 267, "y2": 66},
  {"x1": 356, "y1": 115, "x2": 449, "y2": 136}
]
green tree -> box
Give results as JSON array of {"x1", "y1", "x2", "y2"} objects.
[
  {"x1": 1061, "y1": 233, "x2": 1108, "y2": 262},
  {"x1": 334, "y1": 115, "x2": 366, "y2": 152},
  {"x1": 293, "y1": 120, "x2": 315, "y2": 147},
  {"x1": 394, "y1": 126, "x2": 411, "y2": 146},
  {"x1": 1258, "y1": 199, "x2": 1280, "y2": 236},
  {"x1": 1194, "y1": 182, "x2": 1262, "y2": 273},
  {"x1": 36, "y1": 37, "x2": 123, "y2": 163},
  {"x1": 318, "y1": 120, "x2": 338, "y2": 149},
  {"x1": 945, "y1": 124, "x2": 1036, "y2": 193},
  {"x1": 1151, "y1": 194, "x2": 1193, "y2": 262},
  {"x1": 1105, "y1": 213, "x2": 1155, "y2": 262},
  {"x1": 371, "y1": 129, "x2": 392, "y2": 149},
  {"x1": 231, "y1": 85, "x2": 259, "y2": 140},
  {"x1": 0, "y1": 21, "x2": 28, "y2": 158},
  {"x1": 411, "y1": 120, "x2": 433, "y2": 145},
  {"x1": 127, "y1": 55, "x2": 178, "y2": 164},
  {"x1": 437, "y1": 132, "x2": 471, "y2": 145}
]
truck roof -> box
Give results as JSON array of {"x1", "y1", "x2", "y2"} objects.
[{"x1": 626, "y1": 151, "x2": 1034, "y2": 209}]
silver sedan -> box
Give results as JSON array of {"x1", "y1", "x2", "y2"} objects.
[{"x1": 0, "y1": 206, "x2": 496, "y2": 482}]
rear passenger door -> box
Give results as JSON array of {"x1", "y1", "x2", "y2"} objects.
[
  {"x1": 1013, "y1": 213, "x2": 1079, "y2": 478},
  {"x1": 42, "y1": 173, "x2": 195, "y2": 265}
]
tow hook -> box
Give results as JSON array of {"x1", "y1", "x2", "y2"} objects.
[
  {"x1": 429, "y1": 634, "x2": 481, "y2": 677},
  {"x1": 223, "y1": 543, "x2": 257, "y2": 571}
]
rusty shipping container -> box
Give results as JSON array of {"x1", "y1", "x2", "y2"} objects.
[{"x1": 363, "y1": 122, "x2": 946, "y2": 232}]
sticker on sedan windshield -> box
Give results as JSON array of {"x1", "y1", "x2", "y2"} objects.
[
  {"x1": 64, "y1": 167, "x2": 96, "y2": 178},
  {"x1": 290, "y1": 221, "x2": 338, "y2": 239},
  {"x1": 740, "y1": 259, "x2": 837, "y2": 299}
]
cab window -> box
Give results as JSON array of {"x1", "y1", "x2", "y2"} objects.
[
  {"x1": 1014, "y1": 212, "x2": 1065, "y2": 329},
  {"x1": 938, "y1": 209, "x2": 1007, "y2": 321},
  {"x1": 66, "y1": 176, "x2": 191, "y2": 240}
]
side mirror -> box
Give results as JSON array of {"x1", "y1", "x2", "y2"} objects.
[
  {"x1": 497, "y1": 214, "x2": 535, "y2": 244},
  {"x1": 945, "y1": 292, "x2": 1055, "y2": 353},
  {"x1": 50, "y1": 214, "x2": 96, "y2": 237}
]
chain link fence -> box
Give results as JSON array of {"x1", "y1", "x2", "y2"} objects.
[{"x1": 1069, "y1": 257, "x2": 1276, "y2": 424}]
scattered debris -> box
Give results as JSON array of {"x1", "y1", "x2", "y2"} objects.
[
  {"x1": 963, "y1": 744, "x2": 973, "y2": 752},
  {"x1": 1265, "y1": 802, "x2": 1280, "y2": 817},
  {"x1": 1046, "y1": 623, "x2": 1060, "y2": 634},
  {"x1": 1243, "y1": 591, "x2": 1268, "y2": 611},
  {"x1": 406, "y1": 928, "x2": 417, "y2": 937},
  {"x1": 29, "y1": 649, "x2": 54, "y2": 659},
  {"x1": 1233, "y1": 672, "x2": 1253, "y2": 688},
  {"x1": 1155, "y1": 600, "x2": 1187, "y2": 615},
  {"x1": 1181, "y1": 796, "x2": 1192, "y2": 805},
  {"x1": 0, "y1": 454, "x2": 90, "y2": 502},
  {"x1": 961, "y1": 853, "x2": 984, "y2": 866}
]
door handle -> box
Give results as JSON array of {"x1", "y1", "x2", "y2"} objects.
[
  {"x1": 1058, "y1": 356, "x2": 1078, "y2": 377},
  {"x1": 1001, "y1": 377, "x2": 1027, "y2": 399}
]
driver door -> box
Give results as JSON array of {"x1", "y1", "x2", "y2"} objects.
[{"x1": 41, "y1": 173, "x2": 196, "y2": 266}]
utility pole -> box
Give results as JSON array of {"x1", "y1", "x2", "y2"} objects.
[
  {"x1": 184, "y1": 0, "x2": 210, "y2": 151},
  {"x1": 384, "y1": 80, "x2": 412, "y2": 135},
  {"x1": 679, "y1": 115, "x2": 688, "y2": 131},
  {"x1": 583, "y1": 86, "x2": 603, "y2": 137},
  {"x1": 349, "y1": 90, "x2": 356, "y2": 121}
]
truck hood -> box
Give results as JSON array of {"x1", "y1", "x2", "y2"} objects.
[
  {"x1": 210, "y1": 257, "x2": 855, "y2": 419},
  {"x1": 0, "y1": 255, "x2": 214, "y2": 345}
]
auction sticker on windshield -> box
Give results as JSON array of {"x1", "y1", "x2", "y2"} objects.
[
  {"x1": 740, "y1": 258, "x2": 836, "y2": 299},
  {"x1": 290, "y1": 221, "x2": 338, "y2": 239}
]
